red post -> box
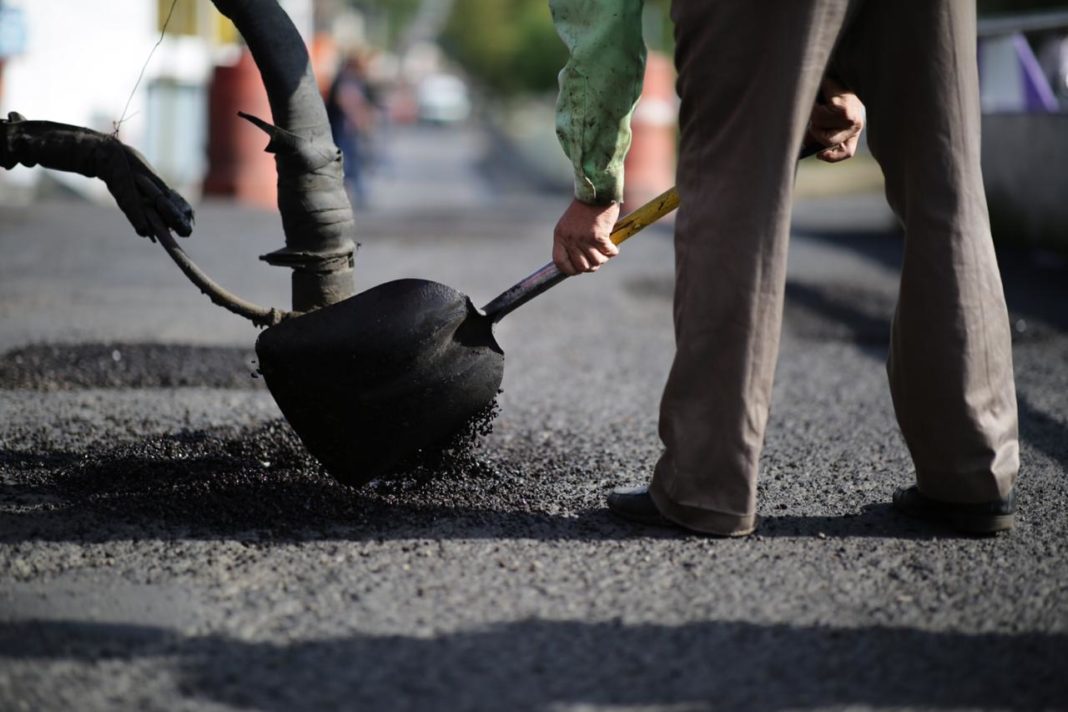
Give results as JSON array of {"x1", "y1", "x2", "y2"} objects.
[
  {"x1": 202, "y1": 49, "x2": 277, "y2": 208},
  {"x1": 623, "y1": 51, "x2": 678, "y2": 212}
]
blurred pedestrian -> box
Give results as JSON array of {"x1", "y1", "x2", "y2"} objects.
[
  {"x1": 326, "y1": 51, "x2": 376, "y2": 208},
  {"x1": 549, "y1": 1, "x2": 1018, "y2": 536}
]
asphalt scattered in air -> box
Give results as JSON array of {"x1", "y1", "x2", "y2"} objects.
[{"x1": 379, "y1": 396, "x2": 502, "y2": 485}]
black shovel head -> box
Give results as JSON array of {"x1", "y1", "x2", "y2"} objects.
[{"x1": 255, "y1": 279, "x2": 504, "y2": 487}]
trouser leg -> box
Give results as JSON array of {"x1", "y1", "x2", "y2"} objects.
[
  {"x1": 649, "y1": 0, "x2": 851, "y2": 534},
  {"x1": 832, "y1": 2, "x2": 1019, "y2": 502}
]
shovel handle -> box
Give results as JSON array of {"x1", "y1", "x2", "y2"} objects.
[
  {"x1": 480, "y1": 186, "x2": 678, "y2": 322},
  {"x1": 481, "y1": 143, "x2": 824, "y2": 323}
]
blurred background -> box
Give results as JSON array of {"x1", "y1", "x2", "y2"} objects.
[
  {"x1": 0, "y1": 0, "x2": 1065, "y2": 251},
  {"x1": 3, "y1": 8, "x2": 1068, "y2": 709}
]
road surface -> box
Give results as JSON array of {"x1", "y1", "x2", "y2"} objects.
[{"x1": 1, "y1": 123, "x2": 1066, "y2": 711}]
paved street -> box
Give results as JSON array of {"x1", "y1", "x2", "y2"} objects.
[{"x1": 1, "y1": 123, "x2": 1067, "y2": 711}]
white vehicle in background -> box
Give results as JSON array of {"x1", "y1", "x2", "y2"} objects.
[
  {"x1": 416, "y1": 73, "x2": 471, "y2": 125},
  {"x1": 978, "y1": 9, "x2": 1068, "y2": 253}
]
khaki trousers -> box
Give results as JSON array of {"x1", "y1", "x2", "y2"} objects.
[{"x1": 649, "y1": 0, "x2": 1019, "y2": 535}]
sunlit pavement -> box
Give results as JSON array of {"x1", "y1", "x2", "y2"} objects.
[{"x1": 1, "y1": 122, "x2": 1066, "y2": 711}]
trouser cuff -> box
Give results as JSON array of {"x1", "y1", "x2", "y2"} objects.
[{"x1": 648, "y1": 478, "x2": 757, "y2": 536}]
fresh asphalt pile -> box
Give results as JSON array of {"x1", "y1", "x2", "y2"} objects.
[
  {"x1": 0, "y1": 346, "x2": 609, "y2": 542},
  {"x1": 1, "y1": 126, "x2": 1066, "y2": 710}
]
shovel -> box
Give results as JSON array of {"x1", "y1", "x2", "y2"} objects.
[
  {"x1": 255, "y1": 186, "x2": 679, "y2": 486},
  {"x1": 256, "y1": 145, "x2": 820, "y2": 487}
]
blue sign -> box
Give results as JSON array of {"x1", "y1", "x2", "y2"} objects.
[{"x1": 0, "y1": 6, "x2": 28, "y2": 58}]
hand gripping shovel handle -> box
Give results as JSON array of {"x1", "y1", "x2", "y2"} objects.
[
  {"x1": 480, "y1": 187, "x2": 679, "y2": 322},
  {"x1": 480, "y1": 143, "x2": 823, "y2": 323}
]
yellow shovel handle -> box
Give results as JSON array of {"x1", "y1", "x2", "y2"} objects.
[{"x1": 610, "y1": 186, "x2": 680, "y2": 246}]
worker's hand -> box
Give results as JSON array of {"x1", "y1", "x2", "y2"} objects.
[
  {"x1": 553, "y1": 198, "x2": 621, "y2": 275},
  {"x1": 805, "y1": 77, "x2": 865, "y2": 163}
]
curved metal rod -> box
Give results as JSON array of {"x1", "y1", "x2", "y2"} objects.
[{"x1": 153, "y1": 227, "x2": 289, "y2": 327}]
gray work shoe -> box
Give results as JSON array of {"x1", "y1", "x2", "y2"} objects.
[
  {"x1": 606, "y1": 485, "x2": 679, "y2": 528},
  {"x1": 892, "y1": 485, "x2": 1016, "y2": 535}
]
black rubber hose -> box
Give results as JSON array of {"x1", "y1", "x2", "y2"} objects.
[{"x1": 211, "y1": 0, "x2": 357, "y2": 289}]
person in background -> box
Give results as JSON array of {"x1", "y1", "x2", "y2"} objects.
[
  {"x1": 549, "y1": 0, "x2": 1019, "y2": 536},
  {"x1": 326, "y1": 51, "x2": 376, "y2": 208}
]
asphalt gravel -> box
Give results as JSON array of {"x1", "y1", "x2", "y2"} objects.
[
  {"x1": 1, "y1": 125, "x2": 1066, "y2": 711},
  {"x1": 0, "y1": 343, "x2": 261, "y2": 391}
]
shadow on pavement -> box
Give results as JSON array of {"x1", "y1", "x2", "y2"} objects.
[
  {"x1": 780, "y1": 240, "x2": 1068, "y2": 472},
  {"x1": 791, "y1": 226, "x2": 903, "y2": 273},
  {"x1": 782, "y1": 280, "x2": 890, "y2": 358},
  {"x1": 2, "y1": 617, "x2": 1064, "y2": 710},
  {"x1": 793, "y1": 225, "x2": 1068, "y2": 334}
]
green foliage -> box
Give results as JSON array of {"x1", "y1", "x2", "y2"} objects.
[
  {"x1": 440, "y1": 0, "x2": 567, "y2": 96},
  {"x1": 345, "y1": 0, "x2": 421, "y2": 48}
]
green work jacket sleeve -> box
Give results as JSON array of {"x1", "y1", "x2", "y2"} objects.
[{"x1": 550, "y1": 0, "x2": 646, "y2": 204}]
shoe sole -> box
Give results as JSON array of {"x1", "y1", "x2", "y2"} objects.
[
  {"x1": 608, "y1": 505, "x2": 755, "y2": 537},
  {"x1": 607, "y1": 506, "x2": 679, "y2": 529},
  {"x1": 945, "y1": 512, "x2": 1015, "y2": 535},
  {"x1": 896, "y1": 504, "x2": 1015, "y2": 535}
]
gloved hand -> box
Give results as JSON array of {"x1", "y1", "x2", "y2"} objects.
[{"x1": 0, "y1": 112, "x2": 194, "y2": 241}]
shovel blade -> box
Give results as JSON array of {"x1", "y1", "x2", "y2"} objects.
[{"x1": 256, "y1": 279, "x2": 504, "y2": 487}]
